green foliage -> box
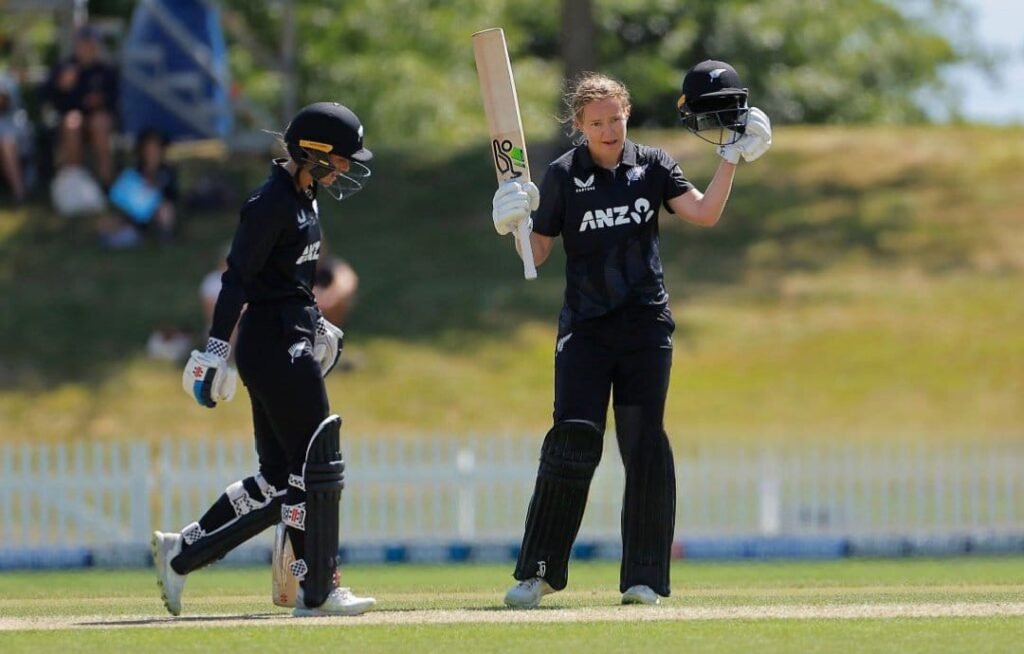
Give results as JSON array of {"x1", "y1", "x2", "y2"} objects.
[
  {"x1": 578, "y1": 0, "x2": 981, "y2": 126},
  {"x1": 209, "y1": 0, "x2": 985, "y2": 145},
  {"x1": 218, "y1": 0, "x2": 564, "y2": 146},
  {"x1": 2, "y1": 1, "x2": 989, "y2": 149}
]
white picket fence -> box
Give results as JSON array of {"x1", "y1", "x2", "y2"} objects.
[{"x1": 1, "y1": 437, "x2": 1023, "y2": 549}]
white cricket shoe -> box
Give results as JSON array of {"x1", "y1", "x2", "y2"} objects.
[
  {"x1": 504, "y1": 577, "x2": 555, "y2": 609},
  {"x1": 292, "y1": 586, "x2": 376, "y2": 617},
  {"x1": 151, "y1": 531, "x2": 187, "y2": 616},
  {"x1": 622, "y1": 584, "x2": 660, "y2": 605}
]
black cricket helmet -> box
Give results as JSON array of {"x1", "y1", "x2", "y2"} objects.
[
  {"x1": 283, "y1": 102, "x2": 372, "y2": 200},
  {"x1": 677, "y1": 60, "x2": 750, "y2": 145}
]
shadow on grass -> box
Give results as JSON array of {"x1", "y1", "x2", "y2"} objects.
[
  {"x1": 0, "y1": 136, "x2": 970, "y2": 390},
  {"x1": 77, "y1": 612, "x2": 285, "y2": 627}
]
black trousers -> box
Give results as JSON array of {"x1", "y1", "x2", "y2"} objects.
[
  {"x1": 237, "y1": 302, "x2": 331, "y2": 587},
  {"x1": 552, "y1": 304, "x2": 677, "y2": 595},
  {"x1": 554, "y1": 304, "x2": 674, "y2": 426},
  {"x1": 236, "y1": 302, "x2": 329, "y2": 482}
]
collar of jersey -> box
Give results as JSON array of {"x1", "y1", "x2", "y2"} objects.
[
  {"x1": 271, "y1": 158, "x2": 316, "y2": 202},
  {"x1": 576, "y1": 139, "x2": 639, "y2": 172}
]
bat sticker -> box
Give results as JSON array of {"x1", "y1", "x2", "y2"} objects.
[{"x1": 492, "y1": 139, "x2": 526, "y2": 177}]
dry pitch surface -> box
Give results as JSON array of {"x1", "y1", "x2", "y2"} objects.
[{"x1": 4, "y1": 599, "x2": 1024, "y2": 631}]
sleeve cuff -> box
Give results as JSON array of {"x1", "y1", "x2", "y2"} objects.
[{"x1": 206, "y1": 336, "x2": 231, "y2": 360}]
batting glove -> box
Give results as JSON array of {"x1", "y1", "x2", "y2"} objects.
[
  {"x1": 738, "y1": 107, "x2": 772, "y2": 163},
  {"x1": 717, "y1": 135, "x2": 743, "y2": 165},
  {"x1": 182, "y1": 337, "x2": 238, "y2": 408},
  {"x1": 492, "y1": 180, "x2": 539, "y2": 236},
  {"x1": 313, "y1": 316, "x2": 344, "y2": 377}
]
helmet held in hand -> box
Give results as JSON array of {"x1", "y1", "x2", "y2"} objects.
[{"x1": 677, "y1": 60, "x2": 749, "y2": 146}]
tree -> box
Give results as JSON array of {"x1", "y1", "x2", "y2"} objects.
[
  {"x1": 80, "y1": 0, "x2": 991, "y2": 149},
  {"x1": 583, "y1": 0, "x2": 985, "y2": 125},
  {"x1": 561, "y1": 0, "x2": 597, "y2": 86}
]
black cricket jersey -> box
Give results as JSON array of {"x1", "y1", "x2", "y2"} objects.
[
  {"x1": 532, "y1": 140, "x2": 693, "y2": 331},
  {"x1": 210, "y1": 160, "x2": 322, "y2": 342}
]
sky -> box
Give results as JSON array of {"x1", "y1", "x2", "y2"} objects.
[{"x1": 946, "y1": 0, "x2": 1024, "y2": 123}]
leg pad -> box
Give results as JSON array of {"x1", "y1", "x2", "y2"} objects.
[
  {"x1": 290, "y1": 414, "x2": 345, "y2": 608},
  {"x1": 615, "y1": 405, "x2": 675, "y2": 597},
  {"x1": 514, "y1": 420, "x2": 603, "y2": 590}
]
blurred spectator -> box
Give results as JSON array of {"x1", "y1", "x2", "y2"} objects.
[
  {"x1": 199, "y1": 248, "x2": 358, "y2": 351},
  {"x1": 43, "y1": 25, "x2": 118, "y2": 187},
  {"x1": 314, "y1": 255, "x2": 359, "y2": 328},
  {"x1": 49, "y1": 164, "x2": 106, "y2": 216},
  {"x1": 100, "y1": 127, "x2": 179, "y2": 248},
  {"x1": 0, "y1": 70, "x2": 31, "y2": 203},
  {"x1": 145, "y1": 326, "x2": 194, "y2": 362}
]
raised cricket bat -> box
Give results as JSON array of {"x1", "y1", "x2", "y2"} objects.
[{"x1": 472, "y1": 27, "x2": 538, "y2": 280}]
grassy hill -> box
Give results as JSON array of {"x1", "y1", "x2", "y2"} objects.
[{"x1": 1, "y1": 125, "x2": 1022, "y2": 445}]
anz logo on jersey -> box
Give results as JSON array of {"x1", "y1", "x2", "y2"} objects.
[
  {"x1": 579, "y1": 198, "x2": 656, "y2": 232},
  {"x1": 296, "y1": 240, "x2": 320, "y2": 265}
]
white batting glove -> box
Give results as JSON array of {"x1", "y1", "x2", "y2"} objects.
[
  {"x1": 313, "y1": 316, "x2": 344, "y2": 377},
  {"x1": 182, "y1": 337, "x2": 238, "y2": 408},
  {"x1": 523, "y1": 180, "x2": 539, "y2": 209},
  {"x1": 738, "y1": 107, "x2": 772, "y2": 163},
  {"x1": 492, "y1": 180, "x2": 539, "y2": 236},
  {"x1": 717, "y1": 133, "x2": 743, "y2": 165}
]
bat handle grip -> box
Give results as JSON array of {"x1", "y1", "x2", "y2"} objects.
[{"x1": 516, "y1": 219, "x2": 537, "y2": 280}]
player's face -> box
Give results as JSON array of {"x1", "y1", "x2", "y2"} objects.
[
  {"x1": 319, "y1": 154, "x2": 351, "y2": 184},
  {"x1": 578, "y1": 97, "x2": 629, "y2": 166}
]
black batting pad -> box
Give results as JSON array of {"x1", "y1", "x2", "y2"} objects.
[
  {"x1": 298, "y1": 414, "x2": 345, "y2": 608},
  {"x1": 615, "y1": 405, "x2": 675, "y2": 597},
  {"x1": 514, "y1": 420, "x2": 603, "y2": 590}
]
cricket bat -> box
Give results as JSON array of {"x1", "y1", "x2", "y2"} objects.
[
  {"x1": 271, "y1": 523, "x2": 298, "y2": 607},
  {"x1": 472, "y1": 27, "x2": 538, "y2": 280}
]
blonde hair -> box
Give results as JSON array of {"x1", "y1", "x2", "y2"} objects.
[{"x1": 560, "y1": 72, "x2": 632, "y2": 143}]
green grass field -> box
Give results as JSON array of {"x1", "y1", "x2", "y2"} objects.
[
  {"x1": 1, "y1": 126, "x2": 1022, "y2": 445},
  {"x1": 2, "y1": 559, "x2": 1023, "y2": 653}
]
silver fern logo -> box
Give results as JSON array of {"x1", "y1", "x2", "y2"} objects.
[
  {"x1": 556, "y1": 332, "x2": 573, "y2": 353},
  {"x1": 626, "y1": 164, "x2": 647, "y2": 185},
  {"x1": 288, "y1": 339, "x2": 311, "y2": 363}
]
